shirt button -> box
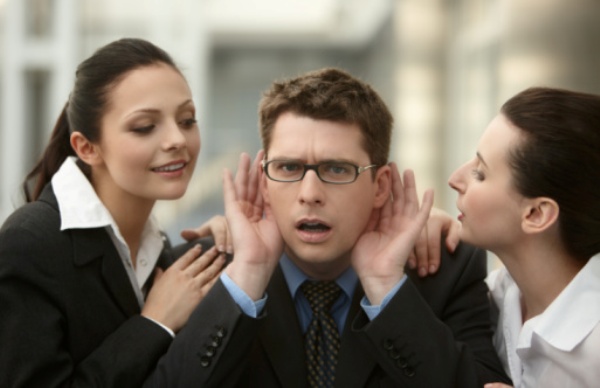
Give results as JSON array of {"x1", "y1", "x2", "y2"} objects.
[{"x1": 140, "y1": 259, "x2": 147, "y2": 266}]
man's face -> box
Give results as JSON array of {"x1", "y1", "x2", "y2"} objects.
[{"x1": 262, "y1": 111, "x2": 389, "y2": 279}]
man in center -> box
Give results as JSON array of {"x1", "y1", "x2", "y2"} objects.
[{"x1": 145, "y1": 68, "x2": 510, "y2": 387}]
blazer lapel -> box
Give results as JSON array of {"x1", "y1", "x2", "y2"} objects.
[
  {"x1": 71, "y1": 227, "x2": 141, "y2": 317},
  {"x1": 41, "y1": 184, "x2": 140, "y2": 318},
  {"x1": 259, "y1": 266, "x2": 308, "y2": 388},
  {"x1": 336, "y1": 283, "x2": 377, "y2": 388}
]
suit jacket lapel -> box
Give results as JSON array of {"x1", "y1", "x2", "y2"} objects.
[
  {"x1": 336, "y1": 283, "x2": 377, "y2": 388},
  {"x1": 71, "y1": 227, "x2": 141, "y2": 317},
  {"x1": 40, "y1": 185, "x2": 140, "y2": 317},
  {"x1": 259, "y1": 266, "x2": 308, "y2": 388}
]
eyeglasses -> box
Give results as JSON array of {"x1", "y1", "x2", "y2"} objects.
[{"x1": 262, "y1": 159, "x2": 378, "y2": 184}]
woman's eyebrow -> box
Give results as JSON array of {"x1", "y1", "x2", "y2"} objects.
[{"x1": 476, "y1": 151, "x2": 488, "y2": 167}]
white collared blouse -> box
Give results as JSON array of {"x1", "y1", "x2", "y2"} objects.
[
  {"x1": 52, "y1": 157, "x2": 163, "y2": 308},
  {"x1": 487, "y1": 254, "x2": 600, "y2": 387}
]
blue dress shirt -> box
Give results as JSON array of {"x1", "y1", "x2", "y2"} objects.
[{"x1": 220, "y1": 253, "x2": 407, "y2": 330}]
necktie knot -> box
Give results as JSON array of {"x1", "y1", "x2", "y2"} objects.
[{"x1": 301, "y1": 281, "x2": 341, "y2": 314}]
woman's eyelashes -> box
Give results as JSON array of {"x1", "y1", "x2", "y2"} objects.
[
  {"x1": 130, "y1": 116, "x2": 196, "y2": 134},
  {"x1": 132, "y1": 124, "x2": 155, "y2": 134},
  {"x1": 179, "y1": 117, "x2": 197, "y2": 129},
  {"x1": 471, "y1": 169, "x2": 485, "y2": 181}
]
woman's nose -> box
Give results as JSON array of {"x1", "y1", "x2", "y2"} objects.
[
  {"x1": 163, "y1": 122, "x2": 186, "y2": 151},
  {"x1": 448, "y1": 163, "x2": 467, "y2": 192}
]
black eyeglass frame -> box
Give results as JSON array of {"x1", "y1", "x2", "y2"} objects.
[{"x1": 261, "y1": 159, "x2": 379, "y2": 184}]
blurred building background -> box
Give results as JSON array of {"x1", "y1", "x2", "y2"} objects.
[{"x1": 1, "y1": 0, "x2": 599, "y2": 246}]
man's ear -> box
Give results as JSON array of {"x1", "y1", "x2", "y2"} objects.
[
  {"x1": 373, "y1": 165, "x2": 391, "y2": 208},
  {"x1": 522, "y1": 197, "x2": 559, "y2": 234},
  {"x1": 70, "y1": 132, "x2": 102, "y2": 166}
]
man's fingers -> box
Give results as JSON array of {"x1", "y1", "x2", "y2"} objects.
[
  {"x1": 419, "y1": 189, "x2": 435, "y2": 221},
  {"x1": 254, "y1": 161, "x2": 266, "y2": 217},
  {"x1": 223, "y1": 168, "x2": 237, "y2": 217},
  {"x1": 413, "y1": 226, "x2": 430, "y2": 277},
  {"x1": 365, "y1": 206, "x2": 382, "y2": 234},
  {"x1": 401, "y1": 169, "x2": 420, "y2": 215},
  {"x1": 413, "y1": 189, "x2": 435, "y2": 275},
  {"x1": 388, "y1": 163, "x2": 404, "y2": 211},
  {"x1": 247, "y1": 151, "x2": 263, "y2": 207},
  {"x1": 234, "y1": 153, "x2": 251, "y2": 202}
]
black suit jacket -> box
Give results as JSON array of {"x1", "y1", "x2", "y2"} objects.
[
  {"x1": 0, "y1": 185, "x2": 173, "y2": 387},
  {"x1": 146, "y1": 240, "x2": 511, "y2": 387}
]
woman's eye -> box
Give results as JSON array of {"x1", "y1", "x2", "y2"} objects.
[
  {"x1": 180, "y1": 118, "x2": 197, "y2": 128},
  {"x1": 471, "y1": 169, "x2": 485, "y2": 181},
  {"x1": 132, "y1": 124, "x2": 155, "y2": 134}
]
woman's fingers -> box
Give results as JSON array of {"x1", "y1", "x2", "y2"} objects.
[
  {"x1": 182, "y1": 246, "x2": 226, "y2": 288},
  {"x1": 185, "y1": 246, "x2": 221, "y2": 275},
  {"x1": 153, "y1": 267, "x2": 164, "y2": 281},
  {"x1": 200, "y1": 271, "x2": 222, "y2": 295},
  {"x1": 180, "y1": 215, "x2": 232, "y2": 253},
  {"x1": 171, "y1": 244, "x2": 202, "y2": 270}
]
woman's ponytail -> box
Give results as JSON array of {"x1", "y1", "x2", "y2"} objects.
[{"x1": 22, "y1": 104, "x2": 74, "y2": 202}]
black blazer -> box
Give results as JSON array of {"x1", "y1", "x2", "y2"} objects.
[
  {"x1": 145, "y1": 240, "x2": 512, "y2": 387},
  {"x1": 0, "y1": 185, "x2": 173, "y2": 387}
]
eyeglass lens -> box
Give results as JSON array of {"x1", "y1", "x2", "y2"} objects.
[{"x1": 266, "y1": 160, "x2": 357, "y2": 183}]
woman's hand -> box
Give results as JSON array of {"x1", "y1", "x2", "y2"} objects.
[
  {"x1": 142, "y1": 244, "x2": 226, "y2": 333},
  {"x1": 407, "y1": 207, "x2": 461, "y2": 277},
  {"x1": 181, "y1": 215, "x2": 233, "y2": 255}
]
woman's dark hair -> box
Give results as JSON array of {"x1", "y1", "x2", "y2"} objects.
[
  {"x1": 23, "y1": 37, "x2": 179, "y2": 202},
  {"x1": 501, "y1": 87, "x2": 600, "y2": 261}
]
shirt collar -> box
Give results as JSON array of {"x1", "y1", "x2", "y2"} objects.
[
  {"x1": 280, "y1": 253, "x2": 358, "y2": 301},
  {"x1": 519, "y1": 253, "x2": 600, "y2": 351},
  {"x1": 52, "y1": 156, "x2": 114, "y2": 231}
]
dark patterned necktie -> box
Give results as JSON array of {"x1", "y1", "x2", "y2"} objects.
[{"x1": 301, "y1": 280, "x2": 342, "y2": 388}]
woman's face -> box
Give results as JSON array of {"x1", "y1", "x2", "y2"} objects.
[
  {"x1": 448, "y1": 114, "x2": 527, "y2": 251},
  {"x1": 91, "y1": 63, "x2": 200, "y2": 204}
]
